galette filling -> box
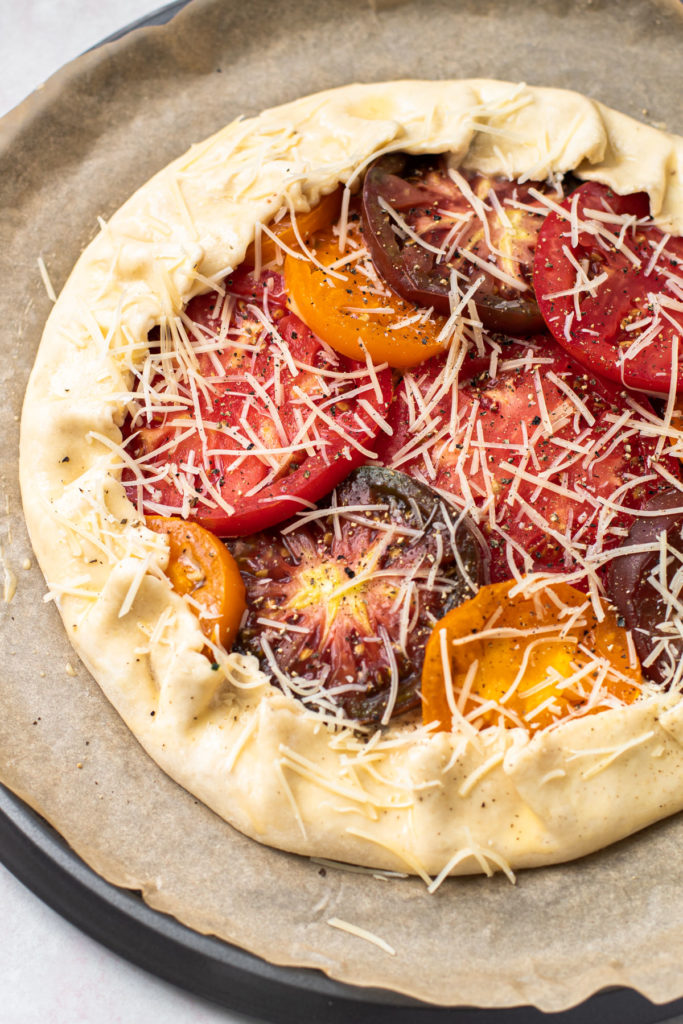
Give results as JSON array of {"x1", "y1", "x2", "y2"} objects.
[{"x1": 120, "y1": 157, "x2": 683, "y2": 733}]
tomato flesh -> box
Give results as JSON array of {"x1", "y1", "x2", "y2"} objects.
[
  {"x1": 123, "y1": 273, "x2": 393, "y2": 536},
  {"x1": 243, "y1": 187, "x2": 342, "y2": 267},
  {"x1": 422, "y1": 579, "x2": 642, "y2": 733},
  {"x1": 284, "y1": 215, "x2": 448, "y2": 369},
  {"x1": 145, "y1": 515, "x2": 246, "y2": 649},
  {"x1": 361, "y1": 154, "x2": 565, "y2": 334},
  {"x1": 229, "y1": 467, "x2": 485, "y2": 725},
  {"x1": 376, "y1": 333, "x2": 680, "y2": 583},
  {"x1": 222, "y1": 266, "x2": 288, "y2": 307},
  {"x1": 534, "y1": 181, "x2": 683, "y2": 394},
  {"x1": 606, "y1": 489, "x2": 683, "y2": 686}
]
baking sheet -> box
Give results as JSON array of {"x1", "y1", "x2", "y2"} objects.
[{"x1": 1, "y1": 0, "x2": 683, "y2": 1011}]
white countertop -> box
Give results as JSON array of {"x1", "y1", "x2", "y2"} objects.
[{"x1": 2, "y1": 3, "x2": 683, "y2": 1023}]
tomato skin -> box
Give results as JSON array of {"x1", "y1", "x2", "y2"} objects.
[
  {"x1": 124, "y1": 279, "x2": 394, "y2": 537},
  {"x1": 222, "y1": 266, "x2": 288, "y2": 307},
  {"x1": 421, "y1": 578, "x2": 642, "y2": 734},
  {"x1": 202, "y1": 356, "x2": 391, "y2": 537},
  {"x1": 534, "y1": 181, "x2": 683, "y2": 394},
  {"x1": 145, "y1": 515, "x2": 246, "y2": 649},
  {"x1": 445, "y1": 334, "x2": 554, "y2": 385},
  {"x1": 242, "y1": 187, "x2": 342, "y2": 267},
  {"x1": 284, "y1": 218, "x2": 448, "y2": 369},
  {"x1": 361, "y1": 153, "x2": 557, "y2": 334},
  {"x1": 377, "y1": 333, "x2": 681, "y2": 583},
  {"x1": 606, "y1": 489, "x2": 683, "y2": 686},
  {"x1": 229, "y1": 467, "x2": 485, "y2": 725}
]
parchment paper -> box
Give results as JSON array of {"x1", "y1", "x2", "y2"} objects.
[{"x1": 2, "y1": 0, "x2": 683, "y2": 1011}]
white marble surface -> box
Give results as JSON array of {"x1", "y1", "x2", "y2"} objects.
[{"x1": 2, "y1": 3, "x2": 683, "y2": 1023}]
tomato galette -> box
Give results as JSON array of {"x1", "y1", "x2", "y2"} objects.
[{"x1": 20, "y1": 80, "x2": 683, "y2": 881}]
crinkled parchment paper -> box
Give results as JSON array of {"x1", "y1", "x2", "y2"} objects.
[{"x1": 2, "y1": 0, "x2": 683, "y2": 1011}]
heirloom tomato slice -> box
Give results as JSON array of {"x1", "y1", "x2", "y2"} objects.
[
  {"x1": 222, "y1": 265, "x2": 288, "y2": 307},
  {"x1": 145, "y1": 515, "x2": 246, "y2": 649},
  {"x1": 284, "y1": 216, "x2": 448, "y2": 369},
  {"x1": 229, "y1": 467, "x2": 485, "y2": 725},
  {"x1": 243, "y1": 187, "x2": 342, "y2": 267},
  {"x1": 534, "y1": 181, "x2": 683, "y2": 394},
  {"x1": 421, "y1": 578, "x2": 642, "y2": 734},
  {"x1": 123, "y1": 272, "x2": 393, "y2": 537},
  {"x1": 607, "y1": 489, "x2": 683, "y2": 687},
  {"x1": 361, "y1": 153, "x2": 566, "y2": 334},
  {"x1": 377, "y1": 333, "x2": 680, "y2": 582}
]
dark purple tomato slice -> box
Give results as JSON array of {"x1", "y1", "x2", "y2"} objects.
[
  {"x1": 376, "y1": 333, "x2": 681, "y2": 585},
  {"x1": 606, "y1": 489, "x2": 683, "y2": 686},
  {"x1": 361, "y1": 153, "x2": 565, "y2": 334},
  {"x1": 122, "y1": 273, "x2": 393, "y2": 537},
  {"x1": 229, "y1": 466, "x2": 485, "y2": 725},
  {"x1": 534, "y1": 181, "x2": 683, "y2": 394}
]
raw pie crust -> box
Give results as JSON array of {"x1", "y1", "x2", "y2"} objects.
[{"x1": 20, "y1": 80, "x2": 683, "y2": 880}]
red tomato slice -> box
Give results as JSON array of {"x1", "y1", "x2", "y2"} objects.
[
  {"x1": 123, "y1": 276, "x2": 393, "y2": 536},
  {"x1": 453, "y1": 334, "x2": 553, "y2": 385},
  {"x1": 222, "y1": 266, "x2": 288, "y2": 307},
  {"x1": 534, "y1": 181, "x2": 683, "y2": 394},
  {"x1": 376, "y1": 333, "x2": 680, "y2": 582}
]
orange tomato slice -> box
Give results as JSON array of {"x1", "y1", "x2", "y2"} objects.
[
  {"x1": 243, "y1": 188, "x2": 343, "y2": 267},
  {"x1": 669, "y1": 398, "x2": 683, "y2": 448},
  {"x1": 146, "y1": 516, "x2": 246, "y2": 649},
  {"x1": 284, "y1": 224, "x2": 448, "y2": 369},
  {"x1": 421, "y1": 579, "x2": 642, "y2": 734}
]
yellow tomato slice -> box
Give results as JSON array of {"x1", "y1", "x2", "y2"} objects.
[
  {"x1": 284, "y1": 225, "x2": 448, "y2": 369},
  {"x1": 243, "y1": 188, "x2": 343, "y2": 267},
  {"x1": 421, "y1": 579, "x2": 642, "y2": 733},
  {"x1": 146, "y1": 516, "x2": 246, "y2": 649}
]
